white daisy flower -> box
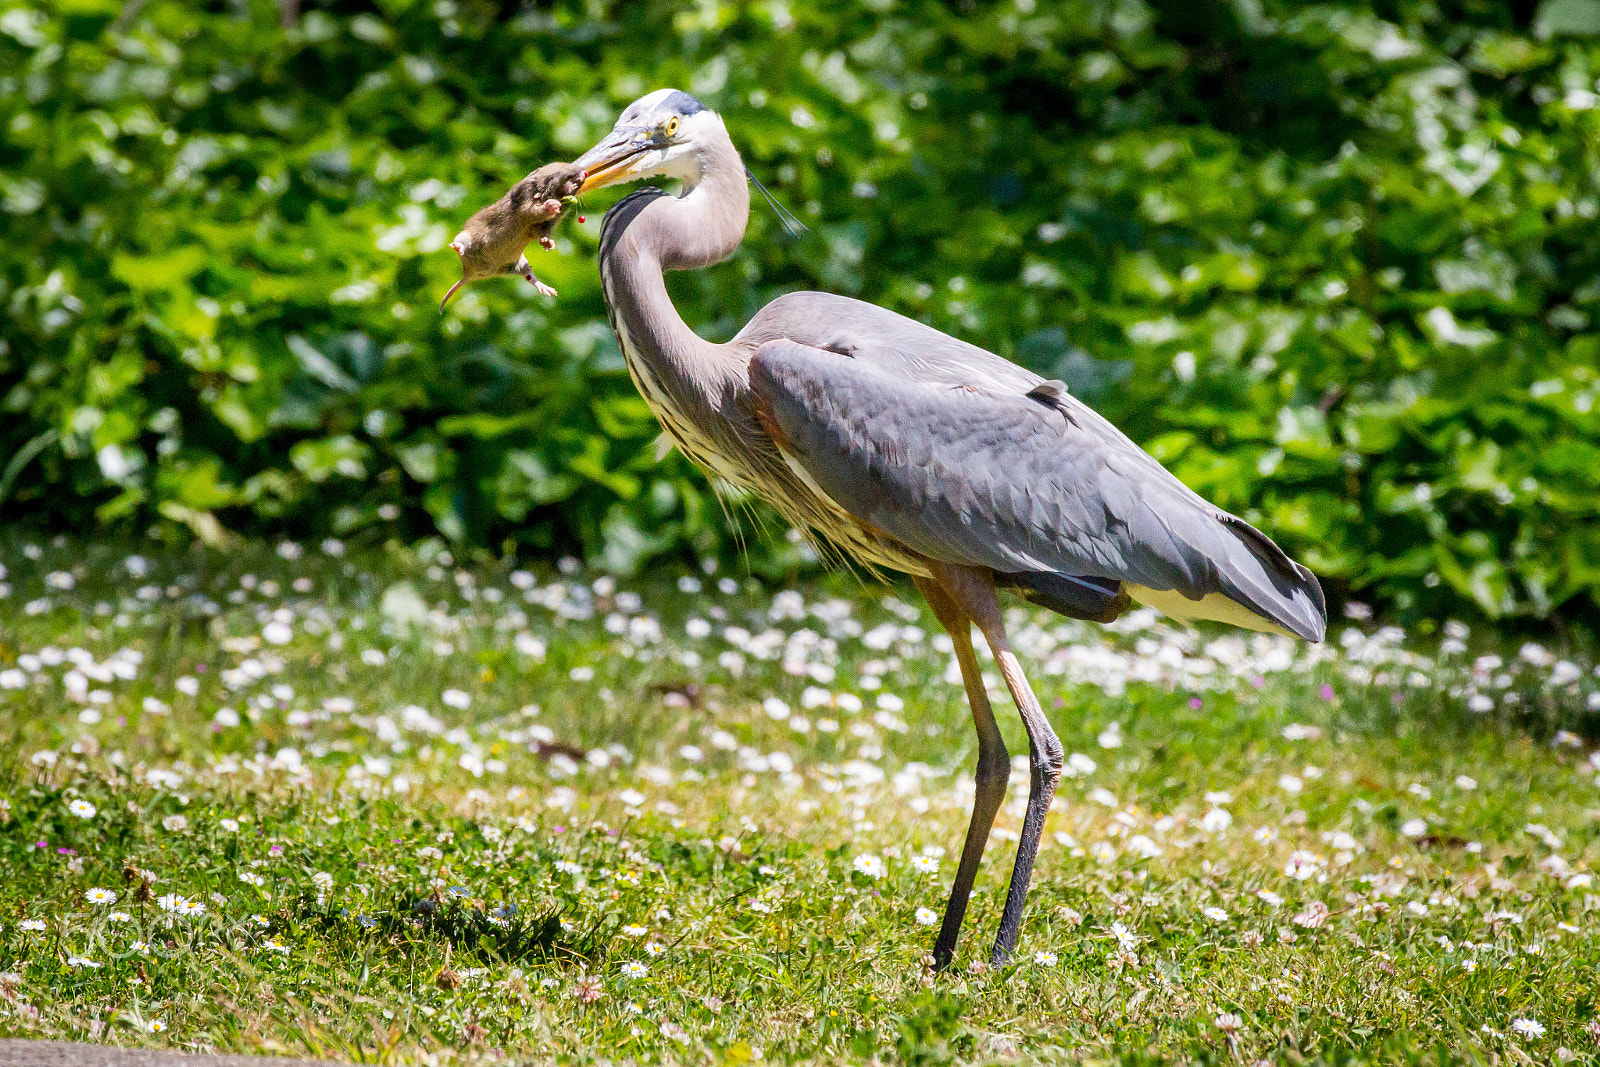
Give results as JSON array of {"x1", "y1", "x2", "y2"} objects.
[{"x1": 852, "y1": 854, "x2": 886, "y2": 879}]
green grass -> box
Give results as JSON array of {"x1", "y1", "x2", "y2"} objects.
[{"x1": 1, "y1": 535, "x2": 1598, "y2": 1064}]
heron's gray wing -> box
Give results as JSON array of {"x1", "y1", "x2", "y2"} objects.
[{"x1": 749, "y1": 339, "x2": 1326, "y2": 642}]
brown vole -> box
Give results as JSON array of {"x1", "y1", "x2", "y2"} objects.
[{"x1": 440, "y1": 161, "x2": 585, "y2": 311}]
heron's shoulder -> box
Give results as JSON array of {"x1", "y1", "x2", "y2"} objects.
[
  {"x1": 738, "y1": 292, "x2": 1041, "y2": 394},
  {"x1": 742, "y1": 291, "x2": 941, "y2": 339}
]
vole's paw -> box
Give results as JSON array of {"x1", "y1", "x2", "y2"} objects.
[
  {"x1": 530, "y1": 277, "x2": 558, "y2": 297},
  {"x1": 531, "y1": 197, "x2": 564, "y2": 222},
  {"x1": 539, "y1": 235, "x2": 556, "y2": 250}
]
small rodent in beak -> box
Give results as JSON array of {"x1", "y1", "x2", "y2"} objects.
[{"x1": 441, "y1": 161, "x2": 585, "y2": 311}]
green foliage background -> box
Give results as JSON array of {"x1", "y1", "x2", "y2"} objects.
[{"x1": 2, "y1": 0, "x2": 1599, "y2": 625}]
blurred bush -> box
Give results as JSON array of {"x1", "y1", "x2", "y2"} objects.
[{"x1": 2, "y1": 0, "x2": 1599, "y2": 624}]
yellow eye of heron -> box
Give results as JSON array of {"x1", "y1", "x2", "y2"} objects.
[{"x1": 664, "y1": 116, "x2": 680, "y2": 138}]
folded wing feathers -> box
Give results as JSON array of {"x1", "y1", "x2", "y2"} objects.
[{"x1": 750, "y1": 340, "x2": 1326, "y2": 643}]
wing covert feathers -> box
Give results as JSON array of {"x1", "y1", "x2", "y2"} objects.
[{"x1": 749, "y1": 338, "x2": 1326, "y2": 642}]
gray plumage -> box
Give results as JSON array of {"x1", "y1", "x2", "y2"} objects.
[
  {"x1": 749, "y1": 339, "x2": 1325, "y2": 641},
  {"x1": 569, "y1": 88, "x2": 1327, "y2": 971}
]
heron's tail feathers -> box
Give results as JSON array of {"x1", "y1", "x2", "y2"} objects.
[
  {"x1": 1124, "y1": 514, "x2": 1326, "y2": 643},
  {"x1": 1212, "y1": 514, "x2": 1326, "y2": 642}
]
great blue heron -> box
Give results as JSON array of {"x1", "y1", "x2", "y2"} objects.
[{"x1": 553, "y1": 89, "x2": 1324, "y2": 969}]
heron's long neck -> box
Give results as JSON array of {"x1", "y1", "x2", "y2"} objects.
[{"x1": 598, "y1": 135, "x2": 750, "y2": 388}]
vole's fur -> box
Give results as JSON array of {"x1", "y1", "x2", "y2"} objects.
[{"x1": 442, "y1": 161, "x2": 584, "y2": 309}]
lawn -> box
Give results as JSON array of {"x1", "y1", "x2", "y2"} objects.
[{"x1": 0, "y1": 535, "x2": 1597, "y2": 1064}]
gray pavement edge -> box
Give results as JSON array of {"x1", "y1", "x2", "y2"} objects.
[{"x1": 0, "y1": 1040, "x2": 341, "y2": 1067}]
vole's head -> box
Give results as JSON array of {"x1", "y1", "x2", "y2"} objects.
[{"x1": 525, "y1": 162, "x2": 585, "y2": 201}]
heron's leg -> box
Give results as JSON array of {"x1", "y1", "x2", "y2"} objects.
[
  {"x1": 984, "y1": 640, "x2": 1062, "y2": 965},
  {"x1": 912, "y1": 575, "x2": 1009, "y2": 972},
  {"x1": 931, "y1": 564, "x2": 1064, "y2": 968}
]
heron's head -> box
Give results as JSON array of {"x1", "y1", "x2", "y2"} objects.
[{"x1": 573, "y1": 89, "x2": 721, "y2": 194}]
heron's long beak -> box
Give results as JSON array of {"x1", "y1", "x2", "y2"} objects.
[{"x1": 573, "y1": 128, "x2": 654, "y2": 194}]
